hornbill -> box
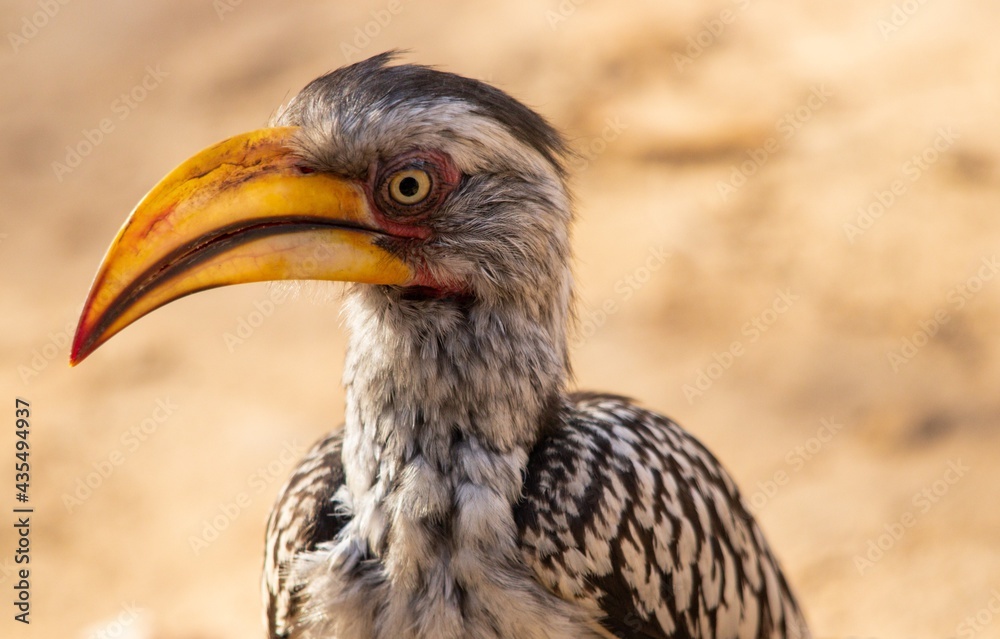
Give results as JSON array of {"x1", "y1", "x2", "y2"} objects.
[{"x1": 72, "y1": 53, "x2": 810, "y2": 639}]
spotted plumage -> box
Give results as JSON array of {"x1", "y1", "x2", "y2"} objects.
[
  {"x1": 264, "y1": 432, "x2": 348, "y2": 638},
  {"x1": 252, "y1": 54, "x2": 811, "y2": 639},
  {"x1": 519, "y1": 394, "x2": 808, "y2": 639}
]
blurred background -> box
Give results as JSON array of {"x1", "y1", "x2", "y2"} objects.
[{"x1": 2, "y1": 1, "x2": 999, "y2": 637}]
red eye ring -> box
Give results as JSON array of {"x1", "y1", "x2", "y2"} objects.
[{"x1": 372, "y1": 150, "x2": 459, "y2": 219}]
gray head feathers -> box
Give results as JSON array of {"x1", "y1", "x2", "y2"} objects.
[{"x1": 276, "y1": 51, "x2": 567, "y2": 176}]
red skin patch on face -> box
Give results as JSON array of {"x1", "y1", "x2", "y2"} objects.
[
  {"x1": 353, "y1": 149, "x2": 469, "y2": 296},
  {"x1": 294, "y1": 151, "x2": 464, "y2": 295},
  {"x1": 362, "y1": 149, "x2": 461, "y2": 239},
  {"x1": 408, "y1": 263, "x2": 468, "y2": 295}
]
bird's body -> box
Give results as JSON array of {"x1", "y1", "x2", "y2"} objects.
[
  {"x1": 266, "y1": 395, "x2": 808, "y2": 639},
  {"x1": 73, "y1": 53, "x2": 810, "y2": 639}
]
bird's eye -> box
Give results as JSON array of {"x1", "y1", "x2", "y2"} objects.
[
  {"x1": 374, "y1": 152, "x2": 457, "y2": 218},
  {"x1": 387, "y1": 169, "x2": 432, "y2": 205}
]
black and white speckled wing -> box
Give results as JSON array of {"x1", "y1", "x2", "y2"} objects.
[
  {"x1": 263, "y1": 430, "x2": 349, "y2": 639},
  {"x1": 516, "y1": 393, "x2": 810, "y2": 639}
]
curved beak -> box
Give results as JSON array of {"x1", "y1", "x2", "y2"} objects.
[{"x1": 71, "y1": 126, "x2": 413, "y2": 365}]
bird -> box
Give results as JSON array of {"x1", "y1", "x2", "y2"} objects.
[{"x1": 71, "y1": 52, "x2": 810, "y2": 639}]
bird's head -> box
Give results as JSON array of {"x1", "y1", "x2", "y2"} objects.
[{"x1": 71, "y1": 53, "x2": 573, "y2": 364}]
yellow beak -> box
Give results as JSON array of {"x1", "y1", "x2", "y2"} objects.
[{"x1": 71, "y1": 126, "x2": 413, "y2": 365}]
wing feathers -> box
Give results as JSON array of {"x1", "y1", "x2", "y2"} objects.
[
  {"x1": 516, "y1": 393, "x2": 809, "y2": 639},
  {"x1": 263, "y1": 430, "x2": 349, "y2": 639}
]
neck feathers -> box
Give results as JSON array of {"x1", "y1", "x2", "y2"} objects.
[
  {"x1": 340, "y1": 287, "x2": 567, "y2": 553},
  {"x1": 322, "y1": 291, "x2": 566, "y2": 637}
]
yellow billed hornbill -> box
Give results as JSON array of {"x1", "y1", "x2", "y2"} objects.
[{"x1": 72, "y1": 53, "x2": 810, "y2": 639}]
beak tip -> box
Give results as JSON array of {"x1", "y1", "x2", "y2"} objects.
[{"x1": 70, "y1": 322, "x2": 93, "y2": 366}]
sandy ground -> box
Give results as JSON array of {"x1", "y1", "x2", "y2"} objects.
[{"x1": 2, "y1": 1, "x2": 999, "y2": 638}]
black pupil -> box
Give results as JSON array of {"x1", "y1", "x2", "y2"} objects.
[{"x1": 398, "y1": 176, "x2": 421, "y2": 198}]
